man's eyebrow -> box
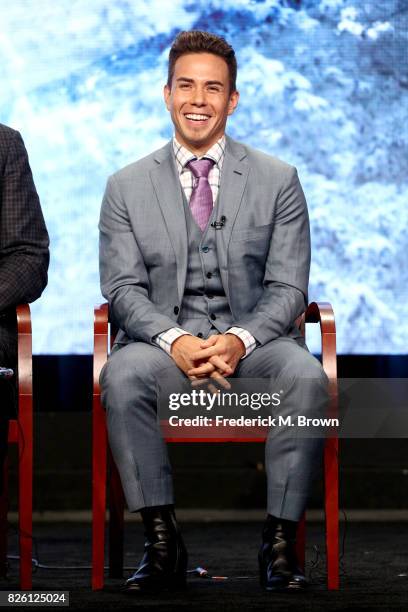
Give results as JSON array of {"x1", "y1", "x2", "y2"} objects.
[{"x1": 176, "y1": 77, "x2": 224, "y2": 87}]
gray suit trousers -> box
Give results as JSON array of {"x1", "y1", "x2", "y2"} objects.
[{"x1": 100, "y1": 337, "x2": 327, "y2": 521}]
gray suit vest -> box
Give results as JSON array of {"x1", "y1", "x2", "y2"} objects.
[{"x1": 178, "y1": 191, "x2": 234, "y2": 337}]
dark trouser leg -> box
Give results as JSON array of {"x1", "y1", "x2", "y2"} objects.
[{"x1": 0, "y1": 323, "x2": 17, "y2": 496}]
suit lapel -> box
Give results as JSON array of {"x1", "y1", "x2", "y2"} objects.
[
  {"x1": 149, "y1": 136, "x2": 249, "y2": 307},
  {"x1": 150, "y1": 142, "x2": 188, "y2": 303},
  {"x1": 215, "y1": 135, "x2": 249, "y2": 303}
]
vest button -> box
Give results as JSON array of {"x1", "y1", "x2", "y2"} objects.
[
  {"x1": 174, "y1": 306, "x2": 179, "y2": 315},
  {"x1": 197, "y1": 332, "x2": 203, "y2": 338},
  {"x1": 202, "y1": 246, "x2": 209, "y2": 253},
  {"x1": 210, "y1": 313, "x2": 216, "y2": 321},
  {"x1": 206, "y1": 272, "x2": 213, "y2": 279}
]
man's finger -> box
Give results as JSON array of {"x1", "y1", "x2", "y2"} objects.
[
  {"x1": 207, "y1": 383, "x2": 219, "y2": 394},
  {"x1": 199, "y1": 336, "x2": 218, "y2": 348},
  {"x1": 189, "y1": 373, "x2": 209, "y2": 381},
  {"x1": 209, "y1": 370, "x2": 231, "y2": 390},
  {"x1": 188, "y1": 362, "x2": 216, "y2": 376},
  {"x1": 188, "y1": 355, "x2": 230, "y2": 375},
  {"x1": 190, "y1": 376, "x2": 211, "y2": 388},
  {"x1": 208, "y1": 354, "x2": 233, "y2": 375},
  {"x1": 191, "y1": 345, "x2": 224, "y2": 361}
]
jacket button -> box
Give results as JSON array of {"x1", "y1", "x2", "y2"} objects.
[
  {"x1": 197, "y1": 332, "x2": 203, "y2": 338},
  {"x1": 202, "y1": 246, "x2": 209, "y2": 253},
  {"x1": 206, "y1": 272, "x2": 213, "y2": 279},
  {"x1": 210, "y1": 313, "x2": 216, "y2": 321},
  {"x1": 207, "y1": 294, "x2": 214, "y2": 299},
  {"x1": 174, "y1": 306, "x2": 179, "y2": 315}
]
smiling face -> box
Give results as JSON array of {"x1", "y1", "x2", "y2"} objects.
[{"x1": 164, "y1": 52, "x2": 239, "y2": 156}]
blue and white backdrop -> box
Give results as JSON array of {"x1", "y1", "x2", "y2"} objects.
[{"x1": 1, "y1": 0, "x2": 406, "y2": 354}]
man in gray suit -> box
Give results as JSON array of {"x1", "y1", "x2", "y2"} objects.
[{"x1": 99, "y1": 30, "x2": 327, "y2": 593}]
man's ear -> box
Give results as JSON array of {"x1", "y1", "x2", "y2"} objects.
[
  {"x1": 163, "y1": 84, "x2": 171, "y2": 111},
  {"x1": 227, "y1": 90, "x2": 239, "y2": 116}
]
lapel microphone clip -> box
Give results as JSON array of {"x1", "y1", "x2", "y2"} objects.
[{"x1": 211, "y1": 215, "x2": 226, "y2": 230}]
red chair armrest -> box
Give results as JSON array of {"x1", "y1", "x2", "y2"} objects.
[
  {"x1": 304, "y1": 302, "x2": 337, "y2": 380},
  {"x1": 93, "y1": 303, "x2": 109, "y2": 396},
  {"x1": 16, "y1": 304, "x2": 32, "y2": 398}
]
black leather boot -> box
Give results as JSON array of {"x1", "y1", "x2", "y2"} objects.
[
  {"x1": 258, "y1": 514, "x2": 308, "y2": 591},
  {"x1": 125, "y1": 504, "x2": 188, "y2": 592}
]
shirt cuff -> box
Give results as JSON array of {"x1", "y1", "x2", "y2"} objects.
[
  {"x1": 225, "y1": 327, "x2": 257, "y2": 359},
  {"x1": 153, "y1": 327, "x2": 192, "y2": 355}
]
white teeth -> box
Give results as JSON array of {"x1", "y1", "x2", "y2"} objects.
[{"x1": 185, "y1": 113, "x2": 210, "y2": 121}]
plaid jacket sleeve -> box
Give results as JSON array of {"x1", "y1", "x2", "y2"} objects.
[{"x1": 0, "y1": 125, "x2": 49, "y2": 312}]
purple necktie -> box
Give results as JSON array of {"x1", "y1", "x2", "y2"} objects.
[{"x1": 187, "y1": 158, "x2": 215, "y2": 232}]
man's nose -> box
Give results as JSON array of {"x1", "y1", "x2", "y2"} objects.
[{"x1": 191, "y1": 87, "x2": 206, "y2": 106}]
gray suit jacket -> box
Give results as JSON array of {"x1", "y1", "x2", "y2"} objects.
[
  {"x1": 0, "y1": 124, "x2": 49, "y2": 365},
  {"x1": 99, "y1": 135, "x2": 310, "y2": 347},
  {"x1": 0, "y1": 123, "x2": 49, "y2": 421}
]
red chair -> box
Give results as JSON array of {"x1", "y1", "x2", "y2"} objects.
[
  {"x1": 0, "y1": 304, "x2": 33, "y2": 589},
  {"x1": 92, "y1": 302, "x2": 338, "y2": 590}
]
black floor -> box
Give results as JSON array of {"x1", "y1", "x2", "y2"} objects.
[{"x1": 1, "y1": 521, "x2": 408, "y2": 610}]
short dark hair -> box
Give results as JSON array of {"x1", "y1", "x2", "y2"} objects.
[{"x1": 167, "y1": 30, "x2": 237, "y2": 93}]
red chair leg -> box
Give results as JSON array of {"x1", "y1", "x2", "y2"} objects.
[
  {"x1": 15, "y1": 303, "x2": 33, "y2": 590},
  {"x1": 19, "y1": 395, "x2": 32, "y2": 590},
  {"x1": 92, "y1": 396, "x2": 108, "y2": 590},
  {"x1": 325, "y1": 437, "x2": 339, "y2": 589},
  {"x1": 296, "y1": 513, "x2": 306, "y2": 571},
  {"x1": 108, "y1": 450, "x2": 125, "y2": 578}
]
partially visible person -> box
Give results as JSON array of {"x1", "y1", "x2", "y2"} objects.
[{"x1": 0, "y1": 123, "x2": 49, "y2": 492}]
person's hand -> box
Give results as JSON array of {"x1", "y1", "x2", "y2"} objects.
[
  {"x1": 188, "y1": 334, "x2": 245, "y2": 379},
  {"x1": 170, "y1": 335, "x2": 231, "y2": 389}
]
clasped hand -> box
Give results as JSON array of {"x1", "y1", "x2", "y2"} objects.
[{"x1": 170, "y1": 333, "x2": 245, "y2": 391}]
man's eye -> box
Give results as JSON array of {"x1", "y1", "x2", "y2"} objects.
[{"x1": 208, "y1": 87, "x2": 220, "y2": 92}]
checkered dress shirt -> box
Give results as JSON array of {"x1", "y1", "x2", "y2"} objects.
[{"x1": 153, "y1": 136, "x2": 256, "y2": 359}]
